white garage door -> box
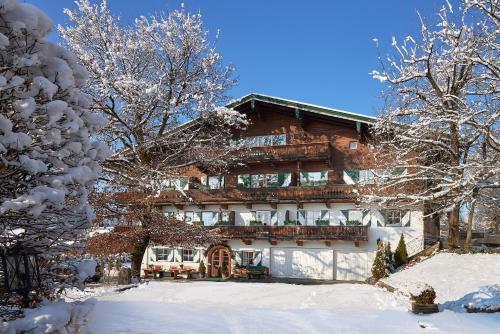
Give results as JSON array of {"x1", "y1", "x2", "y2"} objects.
[
  {"x1": 270, "y1": 248, "x2": 334, "y2": 280},
  {"x1": 336, "y1": 251, "x2": 373, "y2": 281}
]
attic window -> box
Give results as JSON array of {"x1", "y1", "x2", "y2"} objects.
[{"x1": 349, "y1": 141, "x2": 358, "y2": 150}]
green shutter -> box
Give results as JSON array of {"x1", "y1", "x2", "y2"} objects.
[
  {"x1": 271, "y1": 210, "x2": 278, "y2": 225},
  {"x1": 298, "y1": 210, "x2": 306, "y2": 225},
  {"x1": 237, "y1": 174, "x2": 250, "y2": 188},
  {"x1": 340, "y1": 210, "x2": 349, "y2": 226},
  {"x1": 277, "y1": 173, "x2": 285, "y2": 187},
  {"x1": 363, "y1": 210, "x2": 371, "y2": 227},
  {"x1": 345, "y1": 170, "x2": 359, "y2": 183}
]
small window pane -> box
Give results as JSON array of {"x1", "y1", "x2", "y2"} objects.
[
  {"x1": 242, "y1": 251, "x2": 255, "y2": 266},
  {"x1": 350, "y1": 141, "x2": 358, "y2": 149},
  {"x1": 182, "y1": 249, "x2": 194, "y2": 262}
]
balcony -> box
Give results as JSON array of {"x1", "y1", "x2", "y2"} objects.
[
  {"x1": 208, "y1": 225, "x2": 368, "y2": 241},
  {"x1": 119, "y1": 185, "x2": 355, "y2": 205},
  {"x1": 237, "y1": 142, "x2": 332, "y2": 162}
]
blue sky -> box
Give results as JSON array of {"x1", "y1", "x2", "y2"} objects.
[{"x1": 27, "y1": 0, "x2": 455, "y2": 117}]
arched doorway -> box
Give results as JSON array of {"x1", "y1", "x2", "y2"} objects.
[{"x1": 206, "y1": 245, "x2": 231, "y2": 277}]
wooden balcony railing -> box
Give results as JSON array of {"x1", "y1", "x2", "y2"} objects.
[
  {"x1": 239, "y1": 142, "x2": 332, "y2": 162},
  {"x1": 207, "y1": 225, "x2": 368, "y2": 241},
  {"x1": 118, "y1": 185, "x2": 355, "y2": 205}
]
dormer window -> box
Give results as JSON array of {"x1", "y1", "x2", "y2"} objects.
[{"x1": 349, "y1": 141, "x2": 358, "y2": 150}]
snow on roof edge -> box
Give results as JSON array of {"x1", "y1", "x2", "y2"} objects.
[{"x1": 228, "y1": 93, "x2": 377, "y2": 124}]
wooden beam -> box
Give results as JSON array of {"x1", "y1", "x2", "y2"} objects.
[
  {"x1": 270, "y1": 203, "x2": 278, "y2": 209},
  {"x1": 325, "y1": 240, "x2": 332, "y2": 247},
  {"x1": 197, "y1": 204, "x2": 205, "y2": 210},
  {"x1": 325, "y1": 202, "x2": 331, "y2": 208},
  {"x1": 243, "y1": 239, "x2": 253, "y2": 245},
  {"x1": 269, "y1": 239, "x2": 278, "y2": 246},
  {"x1": 296, "y1": 240, "x2": 304, "y2": 246},
  {"x1": 220, "y1": 204, "x2": 229, "y2": 210},
  {"x1": 245, "y1": 203, "x2": 253, "y2": 209},
  {"x1": 174, "y1": 204, "x2": 184, "y2": 210},
  {"x1": 296, "y1": 202, "x2": 303, "y2": 209},
  {"x1": 354, "y1": 241, "x2": 360, "y2": 247}
]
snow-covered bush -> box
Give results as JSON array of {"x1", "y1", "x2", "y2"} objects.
[{"x1": 0, "y1": 0, "x2": 108, "y2": 253}]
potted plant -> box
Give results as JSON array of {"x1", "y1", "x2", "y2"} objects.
[
  {"x1": 198, "y1": 261, "x2": 206, "y2": 278},
  {"x1": 410, "y1": 284, "x2": 439, "y2": 314},
  {"x1": 221, "y1": 263, "x2": 229, "y2": 279}
]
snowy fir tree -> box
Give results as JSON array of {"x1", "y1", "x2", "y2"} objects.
[
  {"x1": 371, "y1": 241, "x2": 387, "y2": 281},
  {"x1": 384, "y1": 241, "x2": 395, "y2": 274},
  {"x1": 59, "y1": 0, "x2": 247, "y2": 278},
  {"x1": 394, "y1": 234, "x2": 409, "y2": 269},
  {"x1": 367, "y1": 0, "x2": 499, "y2": 248},
  {"x1": 0, "y1": 0, "x2": 108, "y2": 254}
]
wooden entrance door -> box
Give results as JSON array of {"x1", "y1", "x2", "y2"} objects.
[{"x1": 210, "y1": 247, "x2": 230, "y2": 277}]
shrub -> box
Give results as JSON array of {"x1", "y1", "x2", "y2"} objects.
[
  {"x1": 384, "y1": 242, "x2": 395, "y2": 273},
  {"x1": 198, "y1": 261, "x2": 206, "y2": 277},
  {"x1": 371, "y1": 242, "x2": 387, "y2": 281},
  {"x1": 394, "y1": 234, "x2": 409, "y2": 268},
  {"x1": 411, "y1": 286, "x2": 436, "y2": 304}
]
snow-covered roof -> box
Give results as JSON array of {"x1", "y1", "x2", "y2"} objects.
[{"x1": 227, "y1": 93, "x2": 376, "y2": 124}]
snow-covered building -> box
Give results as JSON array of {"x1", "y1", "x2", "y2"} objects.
[{"x1": 141, "y1": 94, "x2": 433, "y2": 281}]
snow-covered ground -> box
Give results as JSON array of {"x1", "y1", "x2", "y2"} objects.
[
  {"x1": 87, "y1": 280, "x2": 499, "y2": 334},
  {"x1": 383, "y1": 252, "x2": 500, "y2": 311}
]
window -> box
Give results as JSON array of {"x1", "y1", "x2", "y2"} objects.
[
  {"x1": 359, "y1": 170, "x2": 375, "y2": 185},
  {"x1": 242, "y1": 251, "x2": 254, "y2": 266},
  {"x1": 306, "y1": 211, "x2": 322, "y2": 226},
  {"x1": 385, "y1": 210, "x2": 402, "y2": 227},
  {"x1": 349, "y1": 141, "x2": 358, "y2": 149},
  {"x1": 300, "y1": 171, "x2": 328, "y2": 186},
  {"x1": 236, "y1": 134, "x2": 287, "y2": 148},
  {"x1": 201, "y1": 211, "x2": 217, "y2": 226},
  {"x1": 155, "y1": 248, "x2": 169, "y2": 261},
  {"x1": 207, "y1": 176, "x2": 224, "y2": 189},
  {"x1": 241, "y1": 173, "x2": 291, "y2": 188},
  {"x1": 347, "y1": 210, "x2": 363, "y2": 226},
  {"x1": 164, "y1": 211, "x2": 175, "y2": 218},
  {"x1": 255, "y1": 211, "x2": 271, "y2": 225},
  {"x1": 182, "y1": 249, "x2": 194, "y2": 262},
  {"x1": 160, "y1": 177, "x2": 188, "y2": 191}
]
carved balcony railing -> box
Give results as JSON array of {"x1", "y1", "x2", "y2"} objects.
[
  {"x1": 238, "y1": 142, "x2": 332, "y2": 162},
  {"x1": 118, "y1": 185, "x2": 356, "y2": 205},
  {"x1": 207, "y1": 225, "x2": 368, "y2": 241}
]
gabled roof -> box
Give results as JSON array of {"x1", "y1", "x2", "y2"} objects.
[{"x1": 227, "y1": 93, "x2": 376, "y2": 124}]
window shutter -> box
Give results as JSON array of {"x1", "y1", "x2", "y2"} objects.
[
  {"x1": 253, "y1": 251, "x2": 262, "y2": 266},
  {"x1": 402, "y1": 210, "x2": 411, "y2": 227},
  {"x1": 271, "y1": 210, "x2": 279, "y2": 226},
  {"x1": 229, "y1": 211, "x2": 236, "y2": 225},
  {"x1": 321, "y1": 210, "x2": 329, "y2": 222},
  {"x1": 362, "y1": 210, "x2": 371, "y2": 226},
  {"x1": 173, "y1": 248, "x2": 182, "y2": 262},
  {"x1": 277, "y1": 173, "x2": 285, "y2": 187},
  {"x1": 193, "y1": 249, "x2": 201, "y2": 263},
  {"x1": 212, "y1": 212, "x2": 219, "y2": 225},
  {"x1": 250, "y1": 211, "x2": 256, "y2": 224},
  {"x1": 343, "y1": 170, "x2": 359, "y2": 184},
  {"x1": 340, "y1": 210, "x2": 349, "y2": 226},
  {"x1": 298, "y1": 210, "x2": 306, "y2": 225},
  {"x1": 238, "y1": 174, "x2": 250, "y2": 188},
  {"x1": 200, "y1": 176, "x2": 207, "y2": 186},
  {"x1": 234, "y1": 251, "x2": 243, "y2": 266}
]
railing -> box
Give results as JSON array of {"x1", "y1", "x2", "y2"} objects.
[
  {"x1": 118, "y1": 185, "x2": 355, "y2": 204},
  {"x1": 208, "y1": 225, "x2": 368, "y2": 241},
  {"x1": 239, "y1": 142, "x2": 332, "y2": 162}
]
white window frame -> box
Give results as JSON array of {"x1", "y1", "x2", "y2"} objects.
[
  {"x1": 207, "y1": 175, "x2": 224, "y2": 189},
  {"x1": 385, "y1": 210, "x2": 402, "y2": 227},
  {"x1": 182, "y1": 249, "x2": 194, "y2": 262},
  {"x1": 155, "y1": 248, "x2": 169, "y2": 261},
  {"x1": 241, "y1": 251, "x2": 255, "y2": 266},
  {"x1": 255, "y1": 211, "x2": 271, "y2": 225}
]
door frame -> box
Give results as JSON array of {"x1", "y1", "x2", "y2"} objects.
[{"x1": 206, "y1": 245, "x2": 232, "y2": 277}]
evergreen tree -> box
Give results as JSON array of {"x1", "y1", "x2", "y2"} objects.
[
  {"x1": 384, "y1": 242, "x2": 395, "y2": 274},
  {"x1": 394, "y1": 234, "x2": 409, "y2": 268},
  {"x1": 371, "y1": 242, "x2": 387, "y2": 281}
]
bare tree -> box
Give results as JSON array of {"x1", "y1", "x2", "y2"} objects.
[
  {"x1": 59, "y1": 1, "x2": 246, "y2": 278},
  {"x1": 368, "y1": 0, "x2": 499, "y2": 248}
]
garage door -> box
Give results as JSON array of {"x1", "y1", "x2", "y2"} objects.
[
  {"x1": 336, "y1": 251, "x2": 373, "y2": 281},
  {"x1": 270, "y1": 248, "x2": 334, "y2": 280}
]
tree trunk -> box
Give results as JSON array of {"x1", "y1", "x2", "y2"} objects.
[
  {"x1": 447, "y1": 204, "x2": 461, "y2": 249},
  {"x1": 131, "y1": 233, "x2": 150, "y2": 281},
  {"x1": 465, "y1": 199, "x2": 476, "y2": 247}
]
